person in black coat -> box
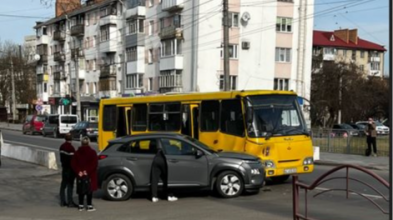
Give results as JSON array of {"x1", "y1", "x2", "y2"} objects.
[
  {"x1": 59, "y1": 133, "x2": 77, "y2": 207},
  {"x1": 150, "y1": 142, "x2": 177, "y2": 202}
]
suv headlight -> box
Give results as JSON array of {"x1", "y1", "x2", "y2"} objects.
[
  {"x1": 264, "y1": 160, "x2": 275, "y2": 168},
  {"x1": 251, "y1": 169, "x2": 260, "y2": 175},
  {"x1": 303, "y1": 157, "x2": 314, "y2": 165}
]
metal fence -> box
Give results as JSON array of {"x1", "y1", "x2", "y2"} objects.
[{"x1": 311, "y1": 128, "x2": 390, "y2": 156}]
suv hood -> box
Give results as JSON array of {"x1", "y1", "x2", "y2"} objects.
[{"x1": 217, "y1": 152, "x2": 259, "y2": 161}]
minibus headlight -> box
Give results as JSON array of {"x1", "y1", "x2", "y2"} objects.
[
  {"x1": 264, "y1": 160, "x2": 275, "y2": 168},
  {"x1": 303, "y1": 157, "x2": 314, "y2": 165}
]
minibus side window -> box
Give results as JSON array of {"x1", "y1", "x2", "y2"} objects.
[
  {"x1": 149, "y1": 103, "x2": 181, "y2": 131},
  {"x1": 220, "y1": 99, "x2": 245, "y2": 137},
  {"x1": 200, "y1": 101, "x2": 219, "y2": 132},
  {"x1": 132, "y1": 104, "x2": 148, "y2": 131},
  {"x1": 103, "y1": 105, "x2": 117, "y2": 131}
]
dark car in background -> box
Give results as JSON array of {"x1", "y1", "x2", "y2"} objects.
[
  {"x1": 98, "y1": 133, "x2": 265, "y2": 201},
  {"x1": 69, "y1": 121, "x2": 98, "y2": 141},
  {"x1": 349, "y1": 123, "x2": 366, "y2": 136},
  {"x1": 332, "y1": 124, "x2": 359, "y2": 137},
  {"x1": 22, "y1": 114, "x2": 47, "y2": 135}
]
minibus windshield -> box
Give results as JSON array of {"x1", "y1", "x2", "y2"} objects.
[{"x1": 245, "y1": 95, "x2": 307, "y2": 138}]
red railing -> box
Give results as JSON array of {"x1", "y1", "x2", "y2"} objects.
[{"x1": 292, "y1": 165, "x2": 390, "y2": 220}]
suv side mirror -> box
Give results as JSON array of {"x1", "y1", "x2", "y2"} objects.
[{"x1": 195, "y1": 149, "x2": 204, "y2": 158}]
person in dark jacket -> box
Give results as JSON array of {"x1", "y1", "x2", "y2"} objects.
[
  {"x1": 71, "y1": 137, "x2": 98, "y2": 211},
  {"x1": 150, "y1": 142, "x2": 177, "y2": 202},
  {"x1": 365, "y1": 117, "x2": 378, "y2": 157},
  {"x1": 59, "y1": 133, "x2": 77, "y2": 207}
]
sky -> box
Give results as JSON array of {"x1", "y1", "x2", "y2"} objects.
[{"x1": 0, "y1": 0, "x2": 389, "y2": 75}]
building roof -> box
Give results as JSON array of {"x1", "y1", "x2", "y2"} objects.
[{"x1": 313, "y1": 30, "x2": 386, "y2": 51}]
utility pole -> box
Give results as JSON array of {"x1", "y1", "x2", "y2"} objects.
[
  {"x1": 10, "y1": 57, "x2": 16, "y2": 123},
  {"x1": 74, "y1": 49, "x2": 81, "y2": 120},
  {"x1": 223, "y1": 0, "x2": 230, "y2": 91}
]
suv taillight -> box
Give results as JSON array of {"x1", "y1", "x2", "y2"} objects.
[{"x1": 98, "y1": 155, "x2": 108, "y2": 160}]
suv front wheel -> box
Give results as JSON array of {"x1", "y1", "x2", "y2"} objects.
[
  {"x1": 215, "y1": 171, "x2": 244, "y2": 198},
  {"x1": 103, "y1": 174, "x2": 133, "y2": 201}
]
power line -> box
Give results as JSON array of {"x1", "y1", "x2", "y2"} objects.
[{"x1": 0, "y1": 13, "x2": 51, "y2": 19}]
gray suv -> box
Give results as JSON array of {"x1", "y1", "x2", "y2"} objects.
[{"x1": 98, "y1": 133, "x2": 265, "y2": 201}]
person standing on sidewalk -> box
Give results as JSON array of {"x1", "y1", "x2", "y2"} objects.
[
  {"x1": 365, "y1": 117, "x2": 377, "y2": 157},
  {"x1": 59, "y1": 133, "x2": 77, "y2": 207},
  {"x1": 150, "y1": 141, "x2": 178, "y2": 203},
  {"x1": 71, "y1": 137, "x2": 98, "y2": 211}
]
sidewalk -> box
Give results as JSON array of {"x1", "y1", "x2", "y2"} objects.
[{"x1": 0, "y1": 122, "x2": 389, "y2": 171}]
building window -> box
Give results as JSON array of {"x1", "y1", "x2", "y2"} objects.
[
  {"x1": 159, "y1": 70, "x2": 182, "y2": 90},
  {"x1": 161, "y1": 39, "x2": 182, "y2": 57},
  {"x1": 343, "y1": 50, "x2": 347, "y2": 57},
  {"x1": 148, "y1": 77, "x2": 153, "y2": 91},
  {"x1": 148, "y1": 49, "x2": 153, "y2": 63},
  {"x1": 278, "y1": 0, "x2": 293, "y2": 2},
  {"x1": 274, "y1": 78, "x2": 289, "y2": 90},
  {"x1": 370, "y1": 62, "x2": 380, "y2": 70},
  {"x1": 229, "y1": 12, "x2": 239, "y2": 27},
  {"x1": 43, "y1": 83, "x2": 47, "y2": 93},
  {"x1": 100, "y1": 25, "x2": 110, "y2": 42},
  {"x1": 276, "y1": 17, "x2": 292, "y2": 32},
  {"x1": 127, "y1": 0, "x2": 146, "y2": 8},
  {"x1": 275, "y1": 48, "x2": 291, "y2": 62},
  {"x1": 149, "y1": 21, "x2": 154, "y2": 36},
  {"x1": 149, "y1": 0, "x2": 154, "y2": 7},
  {"x1": 219, "y1": 75, "x2": 237, "y2": 90},
  {"x1": 359, "y1": 65, "x2": 364, "y2": 71},
  {"x1": 86, "y1": 14, "x2": 89, "y2": 26},
  {"x1": 220, "y1": 44, "x2": 238, "y2": 59},
  {"x1": 323, "y1": 47, "x2": 336, "y2": 55},
  {"x1": 126, "y1": 73, "x2": 143, "y2": 89},
  {"x1": 351, "y1": 50, "x2": 356, "y2": 61},
  {"x1": 127, "y1": 18, "x2": 145, "y2": 35},
  {"x1": 126, "y1": 46, "x2": 137, "y2": 62}
]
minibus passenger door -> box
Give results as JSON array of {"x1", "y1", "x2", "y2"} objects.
[
  {"x1": 124, "y1": 106, "x2": 132, "y2": 136},
  {"x1": 116, "y1": 106, "x2": 127, "y2": 138},
  {"x1": 191, "y1": 105, "x2": 199, "y2": 140}
]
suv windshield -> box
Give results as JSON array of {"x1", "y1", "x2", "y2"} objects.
[{"x1": 245, "y1": 95, "x2": 307, "y2": 138}]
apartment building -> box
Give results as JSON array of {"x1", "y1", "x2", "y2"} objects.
[
  {"x1": 312, "y1": 29, "x2": 386, "y2": 77},
  {"x1": 35, "y1": 0, "x2": 314, "y2": 123}
]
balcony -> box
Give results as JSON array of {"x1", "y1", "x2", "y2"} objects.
[
  {"x1": 323, "y1": 54, "x2": 335, "y2": 61},
  {"x1": 160, "y1": 55, "x2": 184, "y2": 71},
  {"x1": 53, "y1": 30, "x2": 66, "y2": 41},
  {"x1": 54, "y1": 52, "x2": 65, "y2": 62},
  {"x1": 71, "y1": 48, "x2": 84, "y2": 58},
  {"x1": 162, "y1": 0, "x2": 184, "y2": 12},
  {"x1": 54, "y1": 71, "x2": 67, "y2": 80},
  {"x1": 370, "y1": 56, "x2": 380, "y2": 62},
  {"x1": 100, "y1": 65, "x2": 117, "y2": 79},
  {"x1": 127, "y1": 59, "x2": 145, "y2": 74},
  {"x1": 159, "y1": 73, "x2": 182, "y2": 93},
  {"x1": 36, "y1": 35, "x2": 49, "y2": 45},
  {"x1": 125, "y1": 6, "x2": 146, "y2": 18},
  {"x1": 159, "y1": 25, "x2": 183, "y2": 39},
  {"x1": 125, "y1": 33, "x2": 145, "y2": 47},
  {"x1": 100, "y1": 39, "x2": 118, "y2": 53},
  {"x1": 100, "y1": 15, "x2": 117, "y2": 26},
  {"x1": 70, "y1": 24, "x2": 84, "y2": 37}
]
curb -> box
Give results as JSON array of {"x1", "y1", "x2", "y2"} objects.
[
  {"x1": 315, "y1": 160, "x2": 389, "y2": 171},
  {"x1": 0, "y1": 126, "x2": 21, "y2": 132}
]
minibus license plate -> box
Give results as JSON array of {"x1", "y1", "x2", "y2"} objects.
[{"x1": 284, "y1": 168, "x2": 297, "y2": 174}]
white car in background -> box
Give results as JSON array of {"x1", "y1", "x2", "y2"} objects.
[{"x1": 356, "y1": 121, "x2": 390, "y2": 135}]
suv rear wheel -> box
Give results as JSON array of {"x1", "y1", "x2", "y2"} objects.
[
  {"x1": 103, "y1": 174, "x2": 133, "y2": 201},
  {"x1": 215, "y1": 171, "x2": 244, "y2": 198}
]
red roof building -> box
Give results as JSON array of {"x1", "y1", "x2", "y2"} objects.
[{"x1": 312, "y1": 29, "x2": 385, "y2": 77}]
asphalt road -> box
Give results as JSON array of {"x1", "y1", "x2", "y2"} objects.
[{"x1": 1, "y1": 129, "x2": 390, "y2": 220}]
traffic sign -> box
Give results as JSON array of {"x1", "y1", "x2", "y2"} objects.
[{"x1": 35, "y1": 105, "x2": 43, "y2": 112}]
